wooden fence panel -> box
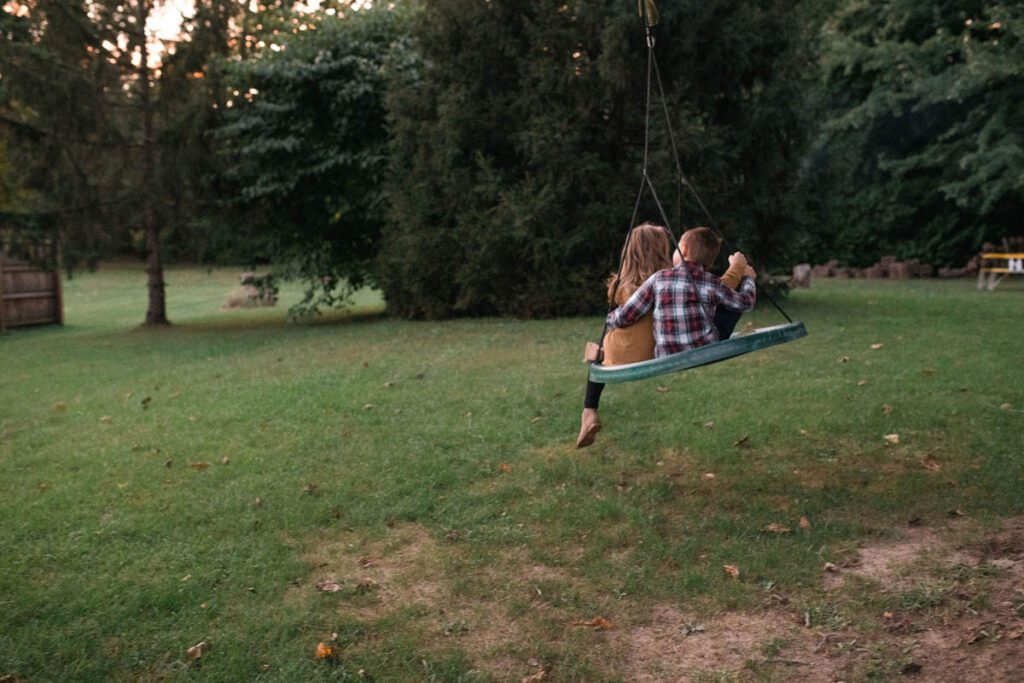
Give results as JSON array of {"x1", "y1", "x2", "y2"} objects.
[{"x1": 0, "y1": 247, "x2": 63, "y2": 333}]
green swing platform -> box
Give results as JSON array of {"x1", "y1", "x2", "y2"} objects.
[{"x1": 589, "y1": 321, "x2": 807, "y2": 384}]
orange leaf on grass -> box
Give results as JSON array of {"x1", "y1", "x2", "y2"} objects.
[
  {"x1": 574, "y1": 616, "x2": 613, "y2": 630},
  {"x1": 871, "y1": 343, "x2": 884, "y2": 350},
  {"x1": 189, "y1": 462, "x2": 209, "y2": 470},
  {"x1": 723, "y1": 565, "x2": 740, "y2": 578},
  {"x1": 315, "y1": 642, "x2": 334, "y2": 659},
  {"x1": 187, "y1": 640, "x2": 209, "y2": 660},
  {"x1": 799, "y1": 517, "x2": 812, "y2": 529},
  {"x1": 497, "y1": 463, "x2": 512, "y2": 473},
  {"x1": 55, "y1": 402, "x2": 67, "y2": 412},
  {"x1": 764, "y1": 523, "x2": 790, "y2": 534}
]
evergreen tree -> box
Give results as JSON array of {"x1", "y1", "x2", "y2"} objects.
[
  {"x1": 380, "y1": 0, "x2": 812, "y2": 318},
  {"x1": 799, "y1": 0, "x2": 1024, "y2": 266}
]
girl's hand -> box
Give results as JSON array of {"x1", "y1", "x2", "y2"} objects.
[{"x1": 728, "y1": 252, "x2": 748, "y2": 268}]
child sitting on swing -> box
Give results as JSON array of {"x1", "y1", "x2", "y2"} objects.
[{"x1": 577, "y1": 225, "x2": 756, "y2": 448}]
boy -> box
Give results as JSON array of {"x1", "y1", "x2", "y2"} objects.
[{"x1": 606, "y1": 227, "x2": 756, "y2": 358}]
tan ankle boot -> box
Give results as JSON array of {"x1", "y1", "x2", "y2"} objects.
[{"x1": 576, "y1": 409, "x2": 602, "y2": 448}]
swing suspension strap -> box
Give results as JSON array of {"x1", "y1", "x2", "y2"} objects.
[{"x1": 600, "y1": 8, "x2": 792, "y2": 353}]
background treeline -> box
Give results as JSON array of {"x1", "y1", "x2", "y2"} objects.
[{"x1": 1, "y1": 0, "x2": 1020, "y2": 320}]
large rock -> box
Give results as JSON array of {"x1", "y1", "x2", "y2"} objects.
[
  {"x1": 792, "y1": 263, "x2": 811, "y2": 288},
  {"x1": 888, "y1": 262, "x2": 910, "y2": 279}
]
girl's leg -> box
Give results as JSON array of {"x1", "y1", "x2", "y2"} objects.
[
  {"x1": 584, "y1": 380, "x2": 605, "y2": 410},
  {"x1": 578, "y1": 380, "x2": 605, "y2": 448}
]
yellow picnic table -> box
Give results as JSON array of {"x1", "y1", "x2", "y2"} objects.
[{"x1": 978, "y1": 253, "x2": 1024, "y2": 291}]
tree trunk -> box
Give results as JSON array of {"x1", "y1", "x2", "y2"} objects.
[{"x1": 137, "y1": 0, "x2": 169, "y2": 326}]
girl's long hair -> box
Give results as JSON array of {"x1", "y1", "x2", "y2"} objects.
[{"x1": 606, "y1": 222, "x2": 673, "y2": 302}]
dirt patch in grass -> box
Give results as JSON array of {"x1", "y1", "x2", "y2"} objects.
[{"x1": 621, "y1": 604, "x2": 845, "y2": 681}]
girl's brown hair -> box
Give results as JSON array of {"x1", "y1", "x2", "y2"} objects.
[{"x1": 607, "y1": 222, "x2": 673, "y2": 302}]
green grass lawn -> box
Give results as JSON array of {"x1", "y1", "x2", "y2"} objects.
[{"x1": 2, "y1": 264, "x2": 1023, "y2": 681}]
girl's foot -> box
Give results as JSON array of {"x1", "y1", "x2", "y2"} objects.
[{"x1": 576, "y1": 409, "x2": 602, "y2": 448}]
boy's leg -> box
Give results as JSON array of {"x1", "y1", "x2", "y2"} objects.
[{"x1": 714, "y1": 307, "x2": 743, "y2": 339}]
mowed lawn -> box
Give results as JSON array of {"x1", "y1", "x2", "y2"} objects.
[{"x1": 1, "y1": 264, "x2": 1023, "y2": 681}]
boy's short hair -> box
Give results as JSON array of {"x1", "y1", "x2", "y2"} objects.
[{"x1": 681, "y1": 227, "x2": 723, "y2": 268}]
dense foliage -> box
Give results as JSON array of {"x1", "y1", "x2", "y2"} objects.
[
  {"x1": 798, "y1": 0, "x2": 1024, "y2": 267},
  {"x1": 214, "y1": 5, "x2": 412, "y2": 314},
  {"x1": 3, "y1": 0, "x2": 1022, "y2": 320},
  {"x1": 379, "y1": 0, "x2": 812, "y2": 318}
]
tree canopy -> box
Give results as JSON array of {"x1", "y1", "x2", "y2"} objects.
[
  {"x1": 799, "y1": 0, "x2": 1024, "y2": 266},
  {"x1": 379, "y1": 0, "x2": 811, "y2": 318}
]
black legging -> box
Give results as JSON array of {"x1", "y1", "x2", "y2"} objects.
[{"x1": 584, "y1": 307, "x2": 743, "y2": 410}]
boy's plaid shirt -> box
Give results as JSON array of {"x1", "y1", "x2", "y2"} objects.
[{"x1": 607, "y1": 262, "x2": 756, "y2": 358}]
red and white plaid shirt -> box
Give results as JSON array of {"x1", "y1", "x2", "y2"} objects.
[{"x1": 607, "y1": 262, "x2": 756, "y2": 357}]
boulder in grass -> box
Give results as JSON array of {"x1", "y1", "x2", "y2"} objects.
[
  {"x1": 791, "y1": 263, "x2": 811, "y2": 288},
  {"x1": 221, "y1": 272, "x2": 278, "y2": 310},
  {"x1": 865, "y1": 264, "x2": 886, "y2": 279},
  {"x1": 888, "y1": 262, "x2": 910, "y2": 279}
]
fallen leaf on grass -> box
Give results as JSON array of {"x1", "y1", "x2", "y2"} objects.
[
  {"x1": 356, "y1": 577, "x2": 379, "y2": 592},
  {"x1": 723, "y1": 565, "x2": 740, "y2": 578},
  {"x1": 522, "y1": 669, "x2": 549, "y2": 682},
  {"x1": 364, "y1": 404, "x2": 374, "y2": 410},
  {"x1": 702, "y1": 472, "x2": 716, "y2": 480},
  {"x1": 839, "y1": 356, "x2": 850, "y2": 363},
  {"x1": 497, "y1": 463, "x2": 512, "y2": 473},
  {"x1": 1008, "y1": 627, "x2": 1024, "y2": 640},
  {"x1": 733, "y1": 435, "x2": 749, "y2": 447},
  {"x1": 823, "y1": 562, "x2": 838, "y2": 572},
  {"x1": 800, "y1": 517, "x2": 812, "y2": 528},
  {"x1": 181, "y1": 574, "x2": 191, "y2": 582},
  {"x1": 302, "y1": 483, "x2": 318, "y2": 495},
  {"x1": 764, "y1": 523, "x2": 790, "y2": 534},
  {"x1": 922, "y1": 369, "x2": 936, "y2": 375},
  {"x1": 857, "y1": 380, "x2": 866, "y2": 386},
  {"x1": 254, "y1": 497, "x2": 262, "y2": 506},
  {"x1": 1000, "y1": 403, "x2": 1013, "y2": 410},
  {"x1": 883, "y1": 611, "x2": 893, "y2": 619},
  {"x1": 315, "y1": 642, "x2": 334, "y2": 659},
  {"x1": 799, "y1": 429, "x2": 808, "y2": 435},
  {"x1": 187, "y1": 640, "x2": 209, "y2": 660},
  {"x1": 189, "y1": 462, "x2": 209, "y2": 470},
  {"x1": 871, "y1": 343, "x2": 884, "y2": 350},
  {"x1": 882, "y1": 404, "x2": 893, "y2": 414},
  {"x1": 445, "y1": 529, "x2": 462, "y2": 541},
  {"x1": 704, "y1": 421, "x2": 715, "y2": 428},
  {"x1": 141, "y1": 396, "x2": 152, "y2": 407},
  {"x1": 657, "y1": 385, "x2": 668, "y2": 393},
  {"x1": 99, "y1": 415, "x2": 113, "y2": 424},
  {"x1": 948, "y1": 508, "x2": 967, "y2": 517},
  {"x1": 884, "y1": 434, "x2": 900, "y2": 444},
  {"x1": 919, "y1": 454, "x2": 941, "y2": 472},
  {"x1": 55, "y1": 402, "x2": 67, "y2": 412},
  {"x1": 188, "y1": 415, "x2": 198, "y2": 422},
  {"x1": 221, "y1": 456, "x2": 230, "y2": 464},
  {"x1": 530, "y1": 416, "x2": 542, "y2": 423},
  {"x1": 574, "y1": 616, "x2": 612, "y2": 630},
  {"x1": 315, "y1": 580, "x2": 341, "y2": 593}
]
